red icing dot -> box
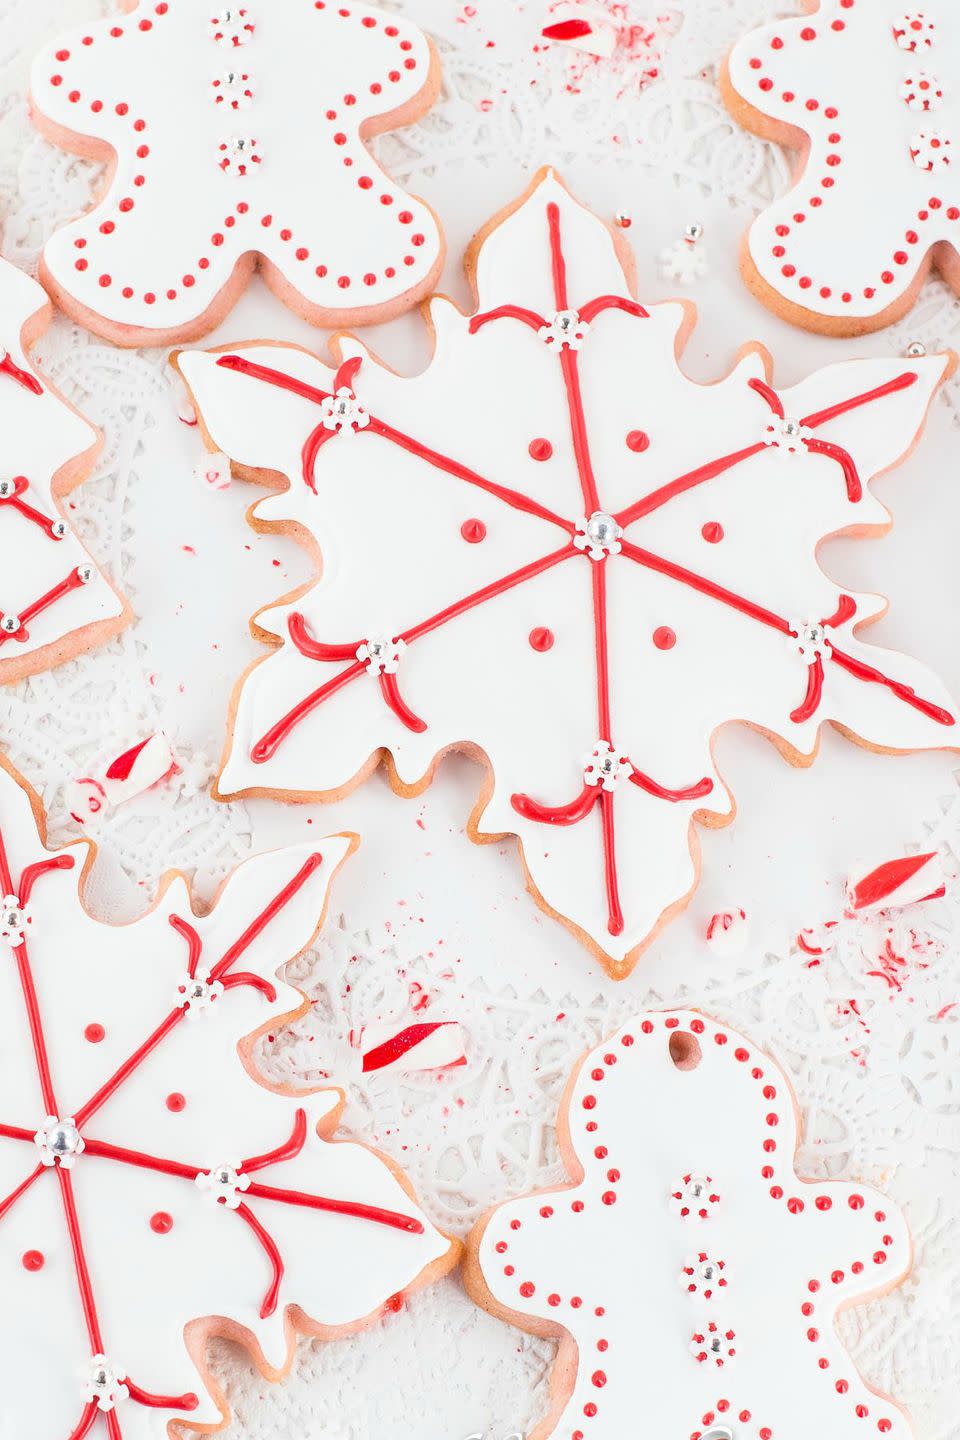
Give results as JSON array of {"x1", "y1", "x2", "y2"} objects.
[
  {"x1": 529, "y1": 627, "x2": 554, "y2": 653},
  {"x1": 22, "y1": 1250, "x2": 44, "y2": 1271},
  {"x1": 150, "y1": 1212, "x2": 173, "y2": 1234},
  {"x1": 166, "y1": 1092, "x2": 186, "y2": 1112},
  {"x1": 529, "y1": 437, "x2": 553, "y2": 461},
  {"x1": 84, "y1": 1023, "x2": 105, "y2": 1043},
  {"x1": 653, "y1": 627, "x2": 676, "y2": 650},
  {"x1": 701, "y1": 521, "x2": 724, "y2": 543},
  {"x1": 626, "y1": 429, "x2": 650, "y2": 452},
  {"x1": 460, "y1": 518, "x2": 486, "y2": 544}
]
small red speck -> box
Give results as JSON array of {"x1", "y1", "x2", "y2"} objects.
[
  {"x1": 22, "y1": 1251, "x2": 44, "y2": 1271},
  {"x1": 84, "y1": 1023, "x2": 105, "y2": 1043}
]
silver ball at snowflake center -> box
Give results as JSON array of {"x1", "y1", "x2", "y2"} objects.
[
  {"x1": 684, "y1": 222, "x2": 705, "y2": 244},
  {"x1": 48, "y1": 1118, "x2": 82, "y2": 1159},
  {"x1": 0, "y1": 478, "x2": 16, "y2": 499},
  {"x1": 51, "y1": 519, "x2": 68, "y2": 540},
  {"x1": 1, "y1": 615, "x2": 21, "y2": 634},
  {"x1": 597, "y1": 753, "x2": 617, "y2": 776},
  {"x1": 801, "y1": 622, "x2": 826, "y2": 649},
  {"x1": 701, "y1": 1429, "x2": 735, "y2": 1440},
  {"x1": 76, "y1": 563, "x2": 95, "y2": 585},
  {"x1": 698, "y1": 1259, "x2": 718, "y2": 1281},
  {"x1": 555, "y1": 311, "x2": 579, "y2": 334},
  {"x1": 585, "y1": 512, "x2": 620, "y2": 548},
  {"x1": 187, "y1": 979, "x2": 208, "y2": 1002},
  {"x1": 367, "y1": 639, "x2": 387, "y2": 660},
  {"x1": 332, "y1": 395, "x2": 353, "y2": 420},
  {"x1": 685, "y1": 1175, "x2": 709, "y2": 1200},
  {"x1": 781, "y1": 417, "x2": 803, "y2": 440},
  {"x1": 215, "y1": 1166, "x2": 234, "y2": 1184}
]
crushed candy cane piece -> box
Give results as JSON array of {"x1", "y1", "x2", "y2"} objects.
[
  {"x1": 705, "y1": 908, "x2": 749, "y2": 958},
  {"x1": 195, "y1": 450, "x2": 232, "y2": 490},
  {"x1": 65, "y1": 777, "x2": 108, "y2": 826},
  {"x1": 796, "y1": 920, "x2": 839, "y2": 959},
  {"x1": 846, "y1": 851, "x2": 945, "y2": 914},
  {"x1": 359, "y1": 1020, "x2": 467, "y2": 1074},
  {"x1": 104, "y1": 733, "x2": 179, "y2": 805},
  {"x1": 542, "y1": 6, "x2": 618, "y2": 58}
]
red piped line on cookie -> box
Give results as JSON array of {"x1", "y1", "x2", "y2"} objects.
[
  {"x1": 0, "y1": 833, "x2": 427, "y2": 1431},
  {"x1": 215, "y1": 200, "x2": 952, "y2": 949}
]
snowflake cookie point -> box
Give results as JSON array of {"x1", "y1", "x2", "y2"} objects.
[
  {"x1": 0, "y1": 261, "x2": 127, "y2": 678},
  {"x1": 469, "y1": 1011, "x2": 914, "y2": 1439},
  {"x1": 179, "y1": 172, "x2": 957, "y2": 974},
  {"x1": 0, "y1": 759, "x2": 453, "y2": 1435}
]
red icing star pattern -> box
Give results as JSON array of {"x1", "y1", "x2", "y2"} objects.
[
  {"x1": 0, "y1": 758, "x2": 453, "y2": 1438},
  {"x1": 179, "y1": 171, "x2": 957, "y2": 976}
]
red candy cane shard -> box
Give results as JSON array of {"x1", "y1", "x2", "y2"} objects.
[{"x1": 847, "y1": 851, "x2": 945, "y2": 914}]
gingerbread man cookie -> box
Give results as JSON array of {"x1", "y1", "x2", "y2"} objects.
[
  {"x1": 0, "y1": 256, "x2": 129, "y2": 682},
  {"x1": 29, "y1": 0, "x2": 444, "y2": 345},
  {"x1": 722, "y1": 2, "x2": 960, "y2": 334},
  {"x1": 0, "y1": 754, "x2": 457, "y2": 1437},
  {"x1": 466, "y1": 1011, "x2": 913, "y2": 1440},
  {"x1": 176, "y1": 171, "x2": 957, "y2": 978}
]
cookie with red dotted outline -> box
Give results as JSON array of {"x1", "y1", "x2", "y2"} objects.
[
  {"x1": 465, "y1": 1011, "x2": 914, "y2": 1440},
  {"x1": 29, "y1": 0, "x2": 444, "y2": 347},
  {"x1": 721, "y1": 1, "x2": 960, "y2": 335},
  {"x1": 0, "y1": 255, "x2": 130, "y2": 682}
]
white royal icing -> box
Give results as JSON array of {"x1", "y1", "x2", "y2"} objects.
[
  {"x1": 30, "y1": 0, "x2": 442, "y2": 337},
  {"x1": 0, "y1": 258, "x2": 125, "y2": 673},
  {"x1": 179, "y1": 172, "x2": 956, "y2": 970},
  {"x1": 726, "y1": 2, "x2": 960, "y2": 325},
  {"x1": 474, "y1": 1011, "x2": 913, "y2": 1439},
  {"x1": 0, "y1": 763, "x2": 449, "y2": 1439}
]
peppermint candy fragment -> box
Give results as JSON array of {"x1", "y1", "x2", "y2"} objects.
[{"x1": 846, "y1": 850, "x2": 945, "y2": 914}]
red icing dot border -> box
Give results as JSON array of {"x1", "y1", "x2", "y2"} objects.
[
  {"x1": 740, "y1": 0, "x2": 960, "y2": 309},
  {"x1": 40, "y1": 1, "x2": 434, "y2": 308},
  {"x1": 486, "y1": 1011, "x2": 902, "y2": 1437}
]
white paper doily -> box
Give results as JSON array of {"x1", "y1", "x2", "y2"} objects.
[{"x1": 1, "y1": 2, "x2": 959, "y2": 1436}]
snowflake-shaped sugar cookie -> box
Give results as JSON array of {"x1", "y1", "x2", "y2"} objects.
[
  {"x1": 0, "y1": 259, "x2": 129, "y2": 680},
  {"x1": 467, "y1": 1011, "x2": 913, "y2": 1439},
  {"x1": 723, "y1": 1, "x2": 960, "y2": 333},
  {"x1": 177, "y1": 170, "x2": 957, "y2": 978},
  {"x1": 0, "y1": 756, "x2": 455, "y2": 1438},
  {"x1": 29, "y1": 0, "x2": 443, "y2": 343}
]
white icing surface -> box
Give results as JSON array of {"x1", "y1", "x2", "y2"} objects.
[
  {"x1": 29, "y1": 0, "x2": 442, "y2": 336},
  {"x1": 475, "y1": 1010, "x2": 913, "y2": 1440},
  {"x1": 0, "y1": 762, "x2": 450, "y2": 1439},
  {"x1": 180, "y1": 172, "x2": 957, "y2": 970},
  {"x1": 727, "y1": 1, "x2": 960, "y2": 324},
  {"x1": 0, "y1": 257, "x2": 125, "y2": 674}
]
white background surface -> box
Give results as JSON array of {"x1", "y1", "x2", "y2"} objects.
[{"x1": 2, "y1": 1, "x2": 960, "y2": 1437}]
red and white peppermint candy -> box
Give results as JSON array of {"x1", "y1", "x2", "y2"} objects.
[
  {"x1": 705, "y1": 908, "x2": 749, "y2": 959},
  {"x1": 910, "y1": 129, "x2": 952, "y2": 171},
  {"x1": 104, "y1": 733, "x2": 179, "y2": 805},
  {"x1": 846, "y1": 850, "x2": 945, "y2": 915},
  {"x1": 542, "y1": 6, "x2": 618, "y2": 59},
  {"x1": 359, "y1": 1019, "x2": 467, "y2": 1074},
  {"x1": 901, "y1": 71, "x2": 943, "y2": 111},
  {"x1": 893, "y1": 13, "x2": 936, "y2": 52}
]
